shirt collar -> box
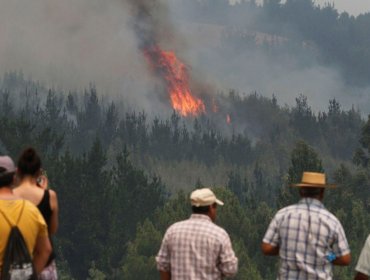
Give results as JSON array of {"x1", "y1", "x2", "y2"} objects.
[
  {"x1": 190, "y1": 214, "x2": 212, "y2": 222},
  {"x1": 298, "y1": 197, "x2": 325, "y2": 208}
]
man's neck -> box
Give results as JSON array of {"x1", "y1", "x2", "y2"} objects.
[
  {"x1": 300, "y1": 196, "x2": 323, "y2": 204},
  {"x1": 0, "y1": 187, "x2": 17, "y2": 199}
]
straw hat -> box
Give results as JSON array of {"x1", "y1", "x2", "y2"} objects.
[{"x1": 291, "y1": 172, "x2": 336, "y2": 188}]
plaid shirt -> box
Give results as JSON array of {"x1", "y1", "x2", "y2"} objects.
[
  {"x1": 156, "y1": 214, "x2": 238, "y2": 279},
  {"x1": 263, "y1": 198, "x2": 350, "y2": 280}
]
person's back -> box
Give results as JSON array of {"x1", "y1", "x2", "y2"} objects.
[
  {"x1": 0, "y1": 199, "x2": 48, "y2": 266},
  {"x1": 13, "y1": 147, "x2": 59, "y2": 279},
  {"x1": 0, "y1": 155, "x2": 51, "y2": 276},
  {"x1": 13, "y1": 186, "x2": 58, "y2": 235},
  {"x1": 262, "y1": 172, "x2": 351, "y2": 280},
  {"x1": 270, "y1": 198, "x2": 348, "y2": 279},
  {"x1": 156, "y1": 188, "x2": 238, "y2": 280},
  {"x1": 160, "y1": 214, "x2": 234, "y2": 279}
]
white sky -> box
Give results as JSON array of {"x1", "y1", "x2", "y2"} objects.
[
  {"x1": 229, "y1": 0, "x2": 370, "y2": 16},
  {"x1": 314, "y1": 0, "x2": 370, "y2": 16}
]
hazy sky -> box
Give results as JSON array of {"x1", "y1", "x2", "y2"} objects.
[
  {"x1": 314, "y1": 0, "x2": 370, "y2": 16},
  {"x1": 230, "y1": 0, "x2": 370, "y2": 16}
]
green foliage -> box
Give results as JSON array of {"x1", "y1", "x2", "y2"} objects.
[
  {"x1": 277, "y1": 140, "x2": 323, "y2": 207},
  {"x1": 287, "y1": 140, "x2": 324, "y2": 183},
  {"x1": 1, "y1": 74, "x2": 369, "y2": 279},
  {"x1": 232, "y1": 239, "x2": 263, "y2": 280},
  {"x1": 121, "y1": 220, "x2": 162, "y2": 280},
  {"x1": 87, "y1": 262, "x2": 106, "y2": 280},
  {"x1": 216, "y1": 188, "x2": 255, "y2": 248},
  {"x1": 354, "y1": 115, "x2": 370, "y2": 167},
  {"x1": 153, "y1": 190, "x2": 189, "y2": 233}
]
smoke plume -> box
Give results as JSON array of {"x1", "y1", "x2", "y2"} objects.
[{"x1": 0, "y1": 0, "x2": 370, "y2": 116}]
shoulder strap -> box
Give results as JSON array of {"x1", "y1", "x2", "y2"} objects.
[{"x1": 0, "y1": 200, "x2": 25, "y2": 227}]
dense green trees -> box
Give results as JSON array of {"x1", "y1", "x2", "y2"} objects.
[
  {"x1": 1, "y1": 70, "x2": 370, "y2": 278},
  {"x1": 50, "y1": 143, "x2": 166, "y2": 278},
  {"x1": 354, "y1": 115, "x2": 370, "y2": 167}
]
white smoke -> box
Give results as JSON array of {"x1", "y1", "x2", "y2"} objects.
[
  {"x1": 1, "y1": 0, "x2": 369, "y2": 116},
  {"x1": 0, "y1": 0, "x2": 165, "y2": 113}
]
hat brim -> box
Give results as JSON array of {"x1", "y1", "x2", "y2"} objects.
[
  {"x1": 215, "y1": 198, "x2": 224, "y2": 206},
  {"x1": 0, "y1": 171, "x2": 15, "y2": 181},
  {"x1": 291, "y1": 183, "x2": 336, "y2": 189}
]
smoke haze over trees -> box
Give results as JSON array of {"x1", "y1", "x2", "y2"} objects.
[
  {"x1": 0, "y1": 72, "x2": 370, "y2": 279},
  {"x1": 1, "y1": 0, "x2": 370, "y2": 115}
]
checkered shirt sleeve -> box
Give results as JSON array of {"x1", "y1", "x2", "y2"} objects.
[
  {"x1": 156, "y1": 230, "x2": 171, "y2": 272},
  {"x1": 331, "y1": 219, "x2": 351, "y2": 257},
  {"x1": 263, "y1": 214, "x2": 280, "y2": 247}
]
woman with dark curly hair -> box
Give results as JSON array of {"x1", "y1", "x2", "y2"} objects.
[{"x1": 14, "y1": 147, "x2": 59, "y2": 280}]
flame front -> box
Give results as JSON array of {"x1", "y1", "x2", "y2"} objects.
[{"x1": 144, "y1": 46, "x2": 205, "y2": 117}]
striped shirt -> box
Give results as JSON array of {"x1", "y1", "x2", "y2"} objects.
[
  {"x1": 156, "y1": 214, "x2": 238, "y2": 279},
  {"x1": 263, "y1": 198, "x2": 350, "y2": 280}
]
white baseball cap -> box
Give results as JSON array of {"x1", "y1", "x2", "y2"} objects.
[
  {"x1": 0, "y1": 156, "x2": 16, "y2": 176},
  {"x1": 190, "y1": 188, "x2": 224, "y2": 207}
]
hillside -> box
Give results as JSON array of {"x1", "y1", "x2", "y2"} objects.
[{"x1": 1, "y1": 73, "x2": 370, "y2": 279}]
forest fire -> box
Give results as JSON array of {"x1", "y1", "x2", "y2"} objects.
[{"x1": 144, "y1": 46, "x2": 205, "y2": 117}]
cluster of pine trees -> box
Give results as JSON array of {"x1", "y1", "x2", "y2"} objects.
[{"x1": 1, "y1": 72, "x2": 370, "y2": 279}]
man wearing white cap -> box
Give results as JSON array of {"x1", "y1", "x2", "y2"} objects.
[
  {"x1": 156, "y1": 188, "x2": 238, "y2": 280},
  {"x1": 261, "y1": 172, "x2": 351, "y2": 279}
]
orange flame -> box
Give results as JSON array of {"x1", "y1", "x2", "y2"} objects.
[{"x1": 144, "y1": 46, "x2": 205, "y2": 117}]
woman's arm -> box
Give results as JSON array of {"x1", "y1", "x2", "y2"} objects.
[
  {"x1": 48, "y1": 190, "x2": 59, "y2": 235},
  {"x1": 33, "y1": 235, "x2": 52, "y2": 274}
]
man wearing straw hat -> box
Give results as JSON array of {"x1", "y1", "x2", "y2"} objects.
[
  {"x1": 261, "y1": 172, "x2": 351, "y2": 279},
  {"x1": 156, "y1": 188, "x2": 238, "y2": 280}
]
